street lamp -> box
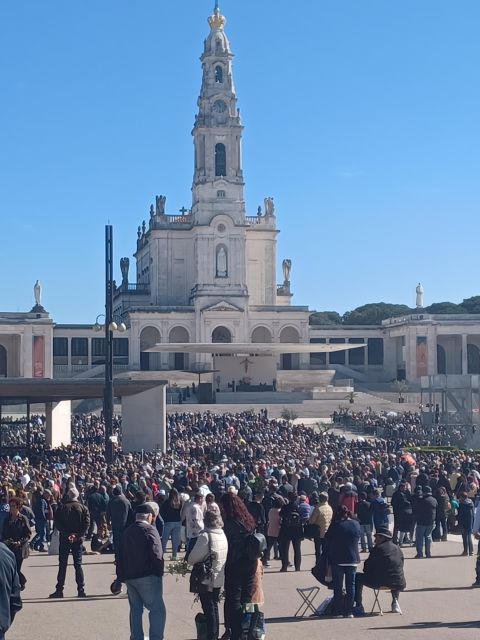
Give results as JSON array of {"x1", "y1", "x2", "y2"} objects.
[{"x1": 93, "y1": 314, "x2": 127, "y2": 333}]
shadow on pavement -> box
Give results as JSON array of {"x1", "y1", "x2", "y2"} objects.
[{"x1": 371, "y1": 621, "x2": 480, "y2": 631}]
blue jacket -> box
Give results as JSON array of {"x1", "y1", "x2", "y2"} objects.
[
  {"x1": 325, "y1": 518, "x2": 361, "y2": 565},
  {"x1": 0, "y1": 542, "x2": 22, "y2": 635}
]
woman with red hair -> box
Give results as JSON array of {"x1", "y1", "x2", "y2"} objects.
[{"x1": 220, "y1": 493, "x2": 257, "y2": 640}]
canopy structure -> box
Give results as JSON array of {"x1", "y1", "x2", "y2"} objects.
[{"x1": 146, "y1": 342, "x2": 366, "y2": 355}]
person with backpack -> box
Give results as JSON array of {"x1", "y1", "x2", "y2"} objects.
[{"x1": 279, "y1": 492, "x2": 304, "y2": 572}]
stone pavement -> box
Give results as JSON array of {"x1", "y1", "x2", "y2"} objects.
[{"x1": 8, "y1": 535, "x2": 480, "y2": 640}]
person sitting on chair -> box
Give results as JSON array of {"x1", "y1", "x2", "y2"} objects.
[{"x1": 354, "y1": 526, "x2": 406, "y2": 615}]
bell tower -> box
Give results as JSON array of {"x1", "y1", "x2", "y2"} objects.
[{"x1": 191, "y1": 2, "x2": 245, "y2": 226}]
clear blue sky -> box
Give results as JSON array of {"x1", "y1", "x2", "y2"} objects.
[{"x1": 1, "y1": 0, "x2": 479, "y2": 323}]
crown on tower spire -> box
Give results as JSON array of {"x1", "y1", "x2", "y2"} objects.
[{"x1": 208, "y1": 1, "x2": 226, "y2": 30}]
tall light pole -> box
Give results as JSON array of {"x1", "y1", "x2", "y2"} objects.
[{"x1": 104, "y1": 224, "x2": 114, "y2": 464}]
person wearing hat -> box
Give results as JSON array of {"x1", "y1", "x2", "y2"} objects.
[
  {"x1": 354, "y1": 526, "x2": 406, "y2": 615},
  {"x1": 413, "y1": 485, "x2": 437, "y2": 558},
  {"x1": 116, "y1": 504, "x2": 166, "y2": 640}
]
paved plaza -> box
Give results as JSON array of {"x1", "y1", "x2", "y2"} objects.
[{"x1": 8, "y1": 535, "x2": 480, "y2": 640}]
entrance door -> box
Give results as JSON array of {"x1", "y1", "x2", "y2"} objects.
[
  {"x1": 0, "y1": 346, "x2": 6, "y2": 377},
  {"x1": 282, "y1": 353, "x2": 293, "y2": 370},
  {"x1": 140, "y1": 352, "x2": 150, "y2": 371},
  {"x1": 174, "y1": 353, "x2": 185, "y2": 370}
]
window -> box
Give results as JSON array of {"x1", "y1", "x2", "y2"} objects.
[
  {"x1": 113, "y1": 338, "x2": 129, "y2": 365},
  {"x1": 310, "y1": 338, "x2": 326, "y2": 366},
  {"x1": 53, "y1": 338, "x2": 68, "y2": 365},
  {"x1": 215, "y1": 143, "x2": 226, "y2": 176},
  {"x1": 348, "y1": 338, "x2": 365, "y2": 366},
  {"x1": 92, "y1": 338, "x2": 105, "y2": 365},
  {"x1": 329, "y1": 338, "x2": 346, "y2": 365},
  {"x1": 217, "y1": 190, "x2": 226, "y2": 198},
  {"x1": 215, "y1": 65, "x2": 223, "y2": 83},
  {"x1": 368, "y1": 338, "x2": 384, "y2": 365},
  {"x1": 71, "y1": 337, "x2": 88, "y2": 365}
]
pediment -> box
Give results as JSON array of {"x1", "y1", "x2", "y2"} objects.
[{"x1": 202, "y1": 300, "x2": 244, "y2": 313}]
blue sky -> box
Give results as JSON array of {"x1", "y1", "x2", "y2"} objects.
[{"x1": 1, "y1": 0, "x2": 479, "y2": 323}]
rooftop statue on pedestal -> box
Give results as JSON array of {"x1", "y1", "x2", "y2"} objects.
[
  {"x1": 31, "y1": 279, "x2": 47, "y2": 313},
  {"x1": 416, "y1": 283, "x2": 424, "y2": 309}
]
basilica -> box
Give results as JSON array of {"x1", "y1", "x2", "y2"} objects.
[{"x1": 1, "y1": 4, "x2": 480, "y2": 394}]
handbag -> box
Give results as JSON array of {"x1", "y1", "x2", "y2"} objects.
[
  {"x1": 189, "y1": 534, "x2": 213, "y2": 594},
  {"x1": 241, "y1": 605, "x2": 266, "y2": 640},
  {"x1": 48, "y1": 529, "x2": 60, "y2": 555}
]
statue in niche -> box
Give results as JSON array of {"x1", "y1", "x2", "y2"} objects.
[
  {"x1": 264, "y1": 197, "x2": 275, "y2": 217},
  {"x1": 282, "y1": 258, "x2": 292, "y2": 283},
  {"x1": 155, "y1": 195, "x2": 166, "y2": 216},
  {"x1": 216, "y1": 246, "x2": 227, "y2": 277},
  {"x1": 416, "y1": 283, "x2": 424, "y2": 309},
  {"x1": 34, "y1": 280, "x2": 42, "y2": 306},
  {"x1": 120, "y1": 257, "x2": 130, "y2": 285}
]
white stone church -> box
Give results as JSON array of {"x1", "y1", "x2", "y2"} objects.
[{"x1": 1, "y1": 4, "x2": 480, "y2": 393}]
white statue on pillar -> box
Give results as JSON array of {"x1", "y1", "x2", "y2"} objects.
[
  {"x1": 34, "y1": 280, "x2": 42, "y2": 306},
  {"x1": 416, "y1": 283, "x2": 424, "y2": 309}
]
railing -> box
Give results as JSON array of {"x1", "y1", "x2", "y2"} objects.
[
  {"x1": 114, "y1": 283, "x2": 150, "y2": 295},
  {"x1": 151, "y1": 214, "x2": 193, "y2": 228},
  {"x1": 245, "y1": 216, "x2": 262, "y2": 225}
]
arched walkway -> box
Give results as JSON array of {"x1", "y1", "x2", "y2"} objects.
[
  {"x1": 251, "y1": 326, "x2": 272, "y2": 343},
  {"x1": 437, "y1": 344, "x2": 446, "y2": 374},
  {"x1": 212, "y1": 326, "x2": 232, "y2": 343},
  {"x1": 0, "y1": 345, "x2": 6, "y2": 377},
  {"x1": 140, "y1": 326, "x2": 161, "y2": 371},
  {"x1": 169, "y1": 326, "x2": 190, "y2": 370},
  {"x1": 468, "y1": 344, "x2": 480, "y2": 374},
  {"x1": 280, "y1": 326, "x2": 300, "y2": 370}
]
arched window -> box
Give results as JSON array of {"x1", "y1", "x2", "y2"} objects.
[
  {"x1": 212, "y1": 326, "x2": 232, "y2": 343},
  {"x1": 215, "y1": 143, "x2": 226, "y2": 177},
  {"x1": 215, "y1": 65, "x2": 223, "y2": 83}
]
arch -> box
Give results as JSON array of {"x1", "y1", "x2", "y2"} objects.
[
  {"x1": 279, "y1": 326, "x2": 300, "y2": 370},
  {"x1": 468, "y1": 344, "x2": 480, "y2": 374},
  {"x1": 251, "y1": 326, "x2": 272, "y2": 343},
  {"x1": 437, "y1": 344, "x2": 446, "y2": 374},
  {"x1": 0, "y1": 345, "x2": 6, "y2": 377},
  {"x1": 215, "y1": 143, "x2": 226, "y2": 177},
  {"x1": 169, "y1": 326, "x2": 190, "y2": 370},
  {"x1": 140, "y1": 326, "x2": 161, "y2": 371},
  {"x1": 215, "y1": 65, "x2": 223, "y2": 83},
  {"x1": 279, "y1": 326, "x2": 300, "y2": 343},
  {"x1": 212, "y1": 326, "x2": 232, "y2": 343}
]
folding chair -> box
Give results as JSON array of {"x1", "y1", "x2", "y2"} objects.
[
  {"x1": 370, "y1": 587, "x2": 392, "y2": 616},
  {"x1": 294, "y1": 586, "x2": 320, "y2": 617}
]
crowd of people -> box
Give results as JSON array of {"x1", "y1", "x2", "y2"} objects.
[{"x1": 1, "y1": 409, "x2": 480, "y2": 638}]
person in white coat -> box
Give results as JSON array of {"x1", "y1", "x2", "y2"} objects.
[{"x1": 188, "y1": 510, "x2": 228, "y2": 640}]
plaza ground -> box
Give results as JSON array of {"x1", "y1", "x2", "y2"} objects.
[{"x1": 9, "y1": 535, "x2": 480, "y2": 640}]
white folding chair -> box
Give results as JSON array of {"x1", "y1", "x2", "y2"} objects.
[{"x1": 294, "y1": 586, "x2": 320, "y2": 617}]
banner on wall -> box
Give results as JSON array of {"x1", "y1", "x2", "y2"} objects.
[
  {"x1": 416, "y1": 336, "x2": 428, "y2": 378},
  {"x1": 33, "y1": 335, "x2": 45, "y2": 378}
]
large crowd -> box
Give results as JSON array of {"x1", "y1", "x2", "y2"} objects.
[{"x1": 1, "y1": 409, "x2": 480, "y2": 639}]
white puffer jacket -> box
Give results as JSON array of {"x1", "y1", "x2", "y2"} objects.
[{"x1": 188, "y1": 527, "x2": 228, "y2": 589}]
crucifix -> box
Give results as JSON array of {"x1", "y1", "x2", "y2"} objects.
[
  {"x1": 240, "y1": 357, "x2": 253, "y2": 374},
  {"x1": 179, "y1": 206, "x2": 188, "y2": 215}
]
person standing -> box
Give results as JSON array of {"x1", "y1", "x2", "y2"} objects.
[
  {"x1": 325, "y1": 506, "x2": 361, "y2": 618},
  {"x1": 1, "y1": 498, "x2": 31, "y2": 591},
  {"x1": 391, "y1": 483, "x2": 413, "y2": 546},
  {"x1": 279, "y1": 492, "x2": 304, "y2": 572},
  {"x1": 355, "y1": 492, "x2": 374, "y2": 553},
  {"x1": 413, "y1": 485, "x2": 437, "y2": 558},
  {"x1": 106, "y1": 485, "x2": 132, "y2": 556},
  {"x1": 160, "y1": 488, "x2": 182, "y2": 560},
  {"x1": 116, "y1": 504, "x2": 166, "y2": 640},
  {"x1": 188, "y1": 510, "x2": 228, "y2": 640},
  {"x1": 457, "y1": 491, "x2": 474, "y2": 556},
  {"x1": 49, "y1": 487, "x2": 90, "y2": 598},
  {"x1": 186, "y1": 492, "x2": 205, "y2": 556},
  {"x1": 0, "y1": 541, "x2": 22, "y2": 640},
  {"x1": 308, "y1": 492, "x2": 332, "y2": 564}
]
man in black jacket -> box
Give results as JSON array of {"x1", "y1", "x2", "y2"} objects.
[
  {"x1": 116, "y1": 504, "x2": 166, "y2": 640},
  {"x1": 106, "y1": 485, "x2": 133, "y2": 555},
  {"x1": 0, "y1": 542, "x2": 22, "y2": 640},
  {"x1": 49, "y1": 487, "x2": 90, "y2": 598},
  {"x1": 413, "y1": 485, "x2": 437, "y2": 558},
  {"x1": 354, "y1": 526, "x2": 406, "y2": 615}
]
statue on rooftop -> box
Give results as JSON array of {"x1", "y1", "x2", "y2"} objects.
[
  {"x1": 120, "y1": 257, "x2": 130, "y2": 285},
  {"x1": 34, "y1": 280, "x2": 42, "y2": 306},
  {"x1": 264, "y1": 197, "x2": 275, "y2": 217},
  {"x1": 282, "y1": 259, "x2": 292, "y2": 283},
  {"x1": 416, "y1": 283, "x2": 424, "y2": 309},
  {"x1": 156, "y1": 195, "x2": 166, "y2": 216}
]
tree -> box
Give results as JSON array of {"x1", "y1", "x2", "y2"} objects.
[
  {"x1": 281, "y1": 408, "x2": 298, "y2": 422},
  {"x1": 342, "y1": 303, "x2": 412, "y2": 325},
  {"x1": 425, "y1": 302, "x2": 464, "y2": 315},
  {"x1": 461, "y1": 296, "x2": 480, "y2": 314},
  {"x1": 309, "y1": 311, "x2": 342, "y2": 325}
]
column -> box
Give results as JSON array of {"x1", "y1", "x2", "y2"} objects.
[
  {"x1": 45, "y1": 401, "x2": 72, "y2": 447},
  {"x1": 122, "y1": 385, "x2": 166, "y2": 452},
  {"x1": 67, "y1": 338, "x2": 72, "y2": 375},
  {"x1": 427, "y1": 329, "x2": 437, "y2": 376},
  {"x1": 462, "y1": 334, "x2": 468, "y2": 375}
]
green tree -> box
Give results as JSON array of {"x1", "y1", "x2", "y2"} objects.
[
  {"x1": 425, "y1": 302, "x2": 464, "y2": 314},
  {"x1": 309, "y1": 311, "x2": 342, "y2": 325},
  {"x1": 460, "y1": 296, "x2": 480, "y2": 314},
  {"x1": 342, "y1": 303, "x2": 412, "y2": 325}
]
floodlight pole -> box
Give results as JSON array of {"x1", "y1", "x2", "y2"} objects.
[{"x1": 104, "y1": 225, "x2": 114, "y2": 464}]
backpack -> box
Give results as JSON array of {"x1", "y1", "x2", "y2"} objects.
[
  {"x1": 246, "y1": 532, "x2": 267, "y2": 561},
  {"x1": 283, "y1": 509, "x2": 302, "y2": 528}
]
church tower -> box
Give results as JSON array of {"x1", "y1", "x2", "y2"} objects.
[{"x1": 189, "y1": 3, "x2": 249, "y2": 309}]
